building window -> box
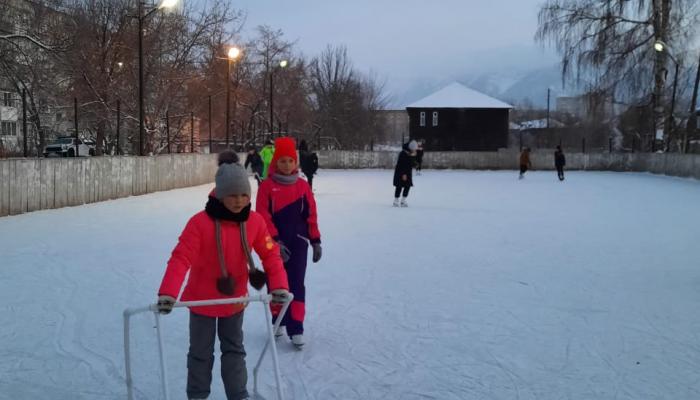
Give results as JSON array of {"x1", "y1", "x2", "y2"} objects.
[
  {"x1": 2, "y1": 92, "x2": 13, "y2": 107},
  {"x1": 419, "y1": 111, "x2": 425, "y2": 127},
  {"x1": 432, "y1": 111, "x2": 438, "y2": 127},
  {"x1": 1, "y1": 121, "x2": 17, "y2": 136}
]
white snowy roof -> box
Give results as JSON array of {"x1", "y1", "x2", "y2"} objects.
[{"x1": 406, "y1": 82, "x2": 512, "y2": 109}]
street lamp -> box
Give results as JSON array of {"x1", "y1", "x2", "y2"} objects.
[
  {"x1": 654, "y1": 39, "x2": 680, "y2": 147},
  {"x1": 269, "y1": 59, "x2": 288, "y2": 138},
  {"x1": 225, "y1": 46, "x2": 241, "y2": 149},
  {"x1": 135, "y1": 0, "x2": 178, "y2": 156}
]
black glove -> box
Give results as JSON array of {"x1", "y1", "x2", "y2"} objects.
[
  {"x1": 157, "y1": 295, "x2": 176, "y2": 315},
  {"x1": 277, "y1": 240, "x2": 291, "y2": 263},
  {"x1": 312, "y1": 243, "x2": 322, "y2": 263},
  {"x1": 270, "y1": 288, "x2": 291, "y2": 304}
]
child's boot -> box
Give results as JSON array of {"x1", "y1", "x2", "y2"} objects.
[
  {"x1": 291, "y1": 334, "x2": 305, "y2": 349},
  {"x1": 393, "y1": 197, "x2": 399, "y2": 207},
  {"x1": 400, "y1": 197, "x2": 408, "y2": 207},
  {"x1": 275, "y1": 325, "x2": 286, "y2": 339}
]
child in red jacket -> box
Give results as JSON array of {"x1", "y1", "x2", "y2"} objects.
[
  {"x1": 256, "y1": 137, "x2": 322, "y2": 349},
  {"x1": 157, "y1": 163, "x2": 289, "y2": 400}
]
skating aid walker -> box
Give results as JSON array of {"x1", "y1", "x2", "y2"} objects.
[{"x1": 123, "y1": 293, "x2": 293, "y2": 400}]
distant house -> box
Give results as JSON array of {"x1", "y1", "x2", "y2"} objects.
[
  {"x1": 0, "y1": 86, "x2": 20, "y2": 152},
  {"x1": 406, "y1": 82, "x2": 512, "y2": 151}
]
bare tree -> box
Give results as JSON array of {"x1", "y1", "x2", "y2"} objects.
[
  {"x1": 0, "y1": 0, "x2": 71, "y2": 155},
  {"x1": 308, "y1": 45, "x2": 358, "y2": 148},
  {"x1": 536, "y1": 0, "x2": 700, "y2": 149},
  {"x1": 308, "y1": 44, "x2": 388, "y2": 149},
  {"x1": 61, "y1": 0, "x2": 133, "y2": 155},
  {"x1": 60, "y1": 0, "x2": 243, "y2": 154},
  {"x1": 2, "y1": 2, "x2": 386, "y2": 156},
  {"x1": 360, "y1": 71, "x2": 390, "y2": 146},
  {"x1": 249, "y1": 25, "x2": 294, "y2": 134}
]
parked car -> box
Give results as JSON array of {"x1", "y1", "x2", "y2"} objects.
[{"x1": 43, "y1": 137, "x2": 95, "y2": 157}]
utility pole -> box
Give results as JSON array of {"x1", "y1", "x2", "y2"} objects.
[
  {"x1": 22, "y1": 89, "x2": 28, "y2": 157},
  {"x1": 208, "y1": 95, "x2": 213, "y2": 154},
  {"x1": 547, "y1": 88, "x2": 551, "y2": 129}
]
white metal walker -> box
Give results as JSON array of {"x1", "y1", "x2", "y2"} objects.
[{"x1": 123, "y1": 293, "x2": 293, "y2": 400}]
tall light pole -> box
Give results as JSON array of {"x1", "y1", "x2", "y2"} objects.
[
  {"x1": 135, "y1": 0, "x2": 178, "y2": 156},
  {"x1": 225, "y1": 46, "x2": 240, "y2": 149},
  {"x1": 546, "y1": 87, "x2": 551, "y2": 129},
  {"x1": 269, "y1": 59, "x2": 288, "y2": 138},
  {"x1": 654, "y1": 40, "x2": 680, "y2": 149},
  {"x1": 686, "y1": 52, "x2": 700, "y2": 153}
]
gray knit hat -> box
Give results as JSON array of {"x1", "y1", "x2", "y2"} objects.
[
  {"x1": 408, "y1": 140, "x2": 418, "y2": 151},
  {"x1": 215, "y1": 163, "x2": 251, "y2": 199}
]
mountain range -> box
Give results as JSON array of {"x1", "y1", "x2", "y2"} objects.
[{"x1": 384, "y1": 45, "x2": 580, "y2": 110}]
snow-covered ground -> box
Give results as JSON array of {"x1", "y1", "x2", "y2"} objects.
[{"x1": 1, "y1": 170, "x2": 700, "y2": 400}]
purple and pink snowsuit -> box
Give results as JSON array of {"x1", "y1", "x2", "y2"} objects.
[{"x1": 256, "y1": 168, "x2": 321, "y2": 337}]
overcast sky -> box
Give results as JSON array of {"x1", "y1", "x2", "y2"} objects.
[
  {"x1": 225, "y1": 0, "x2": 558, "y2": 102},
  {"x1": 233, "y1": 0, "x2": 553, "y2": 74}
]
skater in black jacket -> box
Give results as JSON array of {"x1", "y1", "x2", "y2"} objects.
[
  {"x1": 244, "y1": 146, "x2": 264, "y2": 185},
  {"x1": 554, "y1": 145, "x2": 566, "y2": 181},
  {"x1": 299, "y1": 140, "x2": 319, "y2": 189},
  {"x1": 393, "y1": 140, "x2": 417, "y2": 207}
]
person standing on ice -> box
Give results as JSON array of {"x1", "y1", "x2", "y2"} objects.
[
  {"x1": 244, "y1": 146, "x2": 264, "y2": 185},
  {"x1": 554, "y1": 145, "x2": 566, "y2": 181},
  {"x1": 393, "y1": 140, "x2": 417, "y2": 207},
  {"x1": 255, "y1": 137, "x2": 322, "y2": 349},
  {"x1": 519, "y1": 147, "x2": 532, "y2": 180},
  {"x1": 259, "y1": 139, "x2": 275, "y2": 179},
  {"x1": 156, "y1": 162, "x2": 290, "y2": 400},
  {"x1": 415, "y1": 139, "x2": 425, "y2": 175},
  {"x1": 298, "y1": 139, "x2": 319, "y2": 189}
]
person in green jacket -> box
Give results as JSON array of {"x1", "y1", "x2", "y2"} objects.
[{"x1": 260, "y1": 140, "x2": 275, "y2": 179}]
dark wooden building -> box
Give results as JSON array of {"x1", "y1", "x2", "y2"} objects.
[{"x1": 406, "y1": 82, "x2": 512, "y2": 151}]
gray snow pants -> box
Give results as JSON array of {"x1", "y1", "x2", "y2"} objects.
[{"x1": 187, "y1": 310, "x2": 248, "y2": 400}]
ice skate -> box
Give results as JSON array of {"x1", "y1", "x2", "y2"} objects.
[
  {"x1": 291, "y1": 334, "x2": 305, "y2": 349},
  {"x1": 275, "y1": 325, "x2": 286, "y2": 339}
]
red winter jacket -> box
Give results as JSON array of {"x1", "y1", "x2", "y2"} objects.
[{"x1": 158, "y1": 210, "x2": 288, "y2": 317}]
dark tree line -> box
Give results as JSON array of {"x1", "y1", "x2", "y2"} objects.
[{"x1": 0, "y1": 0, "x2": 388, "y2": 156}]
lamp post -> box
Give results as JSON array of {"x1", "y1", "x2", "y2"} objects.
[
  {"x1": 686, "y1": 52, "x2": 700, "y2": 153},
  {"x1": 654, "y1": 40, "x2": 680, "y2": 148},
  {"x1": 546, "y1": 87, "x2": 551, "y2": 129},
  {"x1": 269, "y1": 59, "x2": 288, "y2": 138},
  {"x1": 135, "y1": 0, "x2": 178, "y2": 156},
  {"x1": 225, "y1": 46, "x2": 240, "y2": 149}
]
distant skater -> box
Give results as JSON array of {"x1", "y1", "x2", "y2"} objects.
[
  {"x1": 393, "y1": 140, "x2": 417, "y2": 207},
  {"x1": 519, "y1": 147, "x2": 531, "y2": 180},
  {"x1": 554, "y1": 145, "x2": 566, "y2": 181}
]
